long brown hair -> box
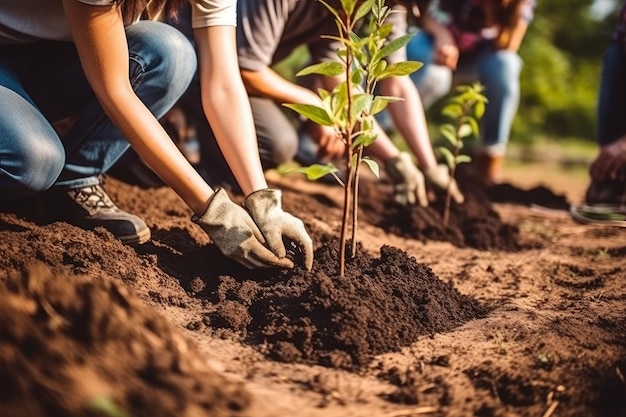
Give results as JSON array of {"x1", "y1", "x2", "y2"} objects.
[
  {"x1": 495, "y1": 0, "x2": 525, "y2": 48},
  {"x1": 116, "y1": 0, "x2": 187, "y2": 24}
]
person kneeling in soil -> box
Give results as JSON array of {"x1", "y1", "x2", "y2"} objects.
[
  {"x1": 570, "y1": 0, "x2": 626, "y2": 227},
  {"x1": 405, "y1": 0, "x2": 535, "y2": 185},
  {"x1": 165, "y1": 0, "x2": 464, "y2": 208},
  {"x1": 0, "y1": 0, "x2": 313, "y2": 270}
]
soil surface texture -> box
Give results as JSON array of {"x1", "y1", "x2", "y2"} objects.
[{"x1": 0, "y1": 168, "x2": 624, "y2": 417}]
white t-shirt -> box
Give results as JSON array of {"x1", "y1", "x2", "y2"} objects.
[{"x1": 0, "y1": 0, "x2": 235, "y2": 44}]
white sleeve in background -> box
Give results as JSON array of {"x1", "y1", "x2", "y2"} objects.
[{"x1": 191, "y1": 0, "x2": 237, "y2": 28}]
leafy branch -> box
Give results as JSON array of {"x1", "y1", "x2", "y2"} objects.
[
  {"x1": 438, "y1": 82, "x2": 487, "y2": 226},
  {"x1": 284, "y1": 0, "x2": 421, "y2": 276}
]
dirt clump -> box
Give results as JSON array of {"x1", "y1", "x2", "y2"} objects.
[
  {"x1": 0, "y1": 265, "x2": 250, "y2": 417},
  {"x1": 207, "y1": 237, "x2": 486, "y2": 370}
]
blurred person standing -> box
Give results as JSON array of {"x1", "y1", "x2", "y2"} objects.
[
  {"x1": 571, "y1": 0, "x2": 626, "y2": 227},
  {"x1": 0, "y1": 0, "x2": 313, "y2": 270},
  {"x1": 406, "y1": 0, "x2": 536, "y2": 185}
]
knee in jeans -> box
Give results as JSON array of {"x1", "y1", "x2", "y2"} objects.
[
  {"x1": 2, "y1": 140, "x2": 65, "y2": 197},
  {"x1": 127, "y1": 21, "x2": 197, "y2": 97}
]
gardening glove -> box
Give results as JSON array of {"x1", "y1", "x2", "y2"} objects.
[
  {"x1": 244, "y1": 188, "x2": 314, "y2": 271},
  {"x1": 193, "y1": 188, "x2": 293, "y2": 269},
  {"x1": 385, "y1": 152, "x2": 428, "y2": 207},
  {"x1": 423, "y1": 165, "x2": 465, "y2": 204}
]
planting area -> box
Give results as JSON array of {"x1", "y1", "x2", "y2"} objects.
[{"x1": 0, "y1": 165, "x2": 624, "y2": 417}]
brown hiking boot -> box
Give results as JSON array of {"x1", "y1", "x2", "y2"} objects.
[
  {"x1": 47, "y1": 183, "x2": 151, "y2": 245},
  {"x1": 473, "y1": 152, "x2": 504, "y2": 185}
]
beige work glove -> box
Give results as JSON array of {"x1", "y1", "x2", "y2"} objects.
[
  {"x1": 244, "y1": 188, "x2": 314, "y2": 271},
  {"x1": 423, "y1": 165, "x2": 465, "y2": 204},
  {"x1": 193, "y1": 188, "x2": 294, "y2": 269},
  {"x1": 385, "y1": 152, "x2": 428, "y2": 207}
]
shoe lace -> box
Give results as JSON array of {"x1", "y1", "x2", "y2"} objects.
[{"x1": 67, "y1": 184, "x2": 117, "y2": 214}]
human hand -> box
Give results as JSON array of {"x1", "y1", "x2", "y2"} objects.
[
  {"x1": 590, "y1": 137, "x2": 626, "y2": 181},
  {"x1": 385, "y1": 152, "x2": 428, "y2": 206},
  {"x1": 194, "y1": 188, "x2": 294, "y2": 269},
  {"x1": 307, "y1": 123, "x2": 346, "y2": 161},
  {"x1": 423, "y1": 165, "x2": 465, "y2": 204},
  {"x1": 433, "y1": 37, "x2": 459, "y2": 69},
  {"x1": 244, "y1": 188, "x2": 314, "y2": 271}
]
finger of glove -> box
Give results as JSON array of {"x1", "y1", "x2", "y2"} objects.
[
  {"x1": 394, "y1": 190, "x2": 412, "y2": 206},
  {"x1": 278, "y1": 222, "x2": 314, "y2": 271},
  {"x1": 234, "y1": 238, "x2": 294, "y2": 269},
  {"x1": 450, "y1": 185, "x2": 465, "y2": 204},
  {"x1": 416, "y1": 183, "x2": 429, "y2": 207}
]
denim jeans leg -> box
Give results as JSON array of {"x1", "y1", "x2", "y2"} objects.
[
  {"x1": 55, "y1": 20, "x2": 196, "y2": 188},
  {"x1": 597, "y1": 42, "x2": 626, "y2": 147},
  {"x1": 406, "y1": 30, "x2": 453, "y2": 108},
  {"x1": 476, "y1": 49, "x2": 522, "y2": 156},
  {"x1": 0, "y1": 78, "x2": 65, "y2": 199}
]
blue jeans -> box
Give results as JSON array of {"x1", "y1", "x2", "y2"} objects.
[
  {"x1": 597, "y1": 42, "x2": 626, "y2": 147},
  {"x1": 406, "y1": 30, "x2": 522, "y2": 156},
  {"x1": 0, "y1": 20, "x2": 196, "y2": 200}
]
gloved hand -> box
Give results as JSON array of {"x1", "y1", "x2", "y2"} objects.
[
  {"x1": 423, "y1": 165, "x2": 465, "y2": 204},
  {"x1": 385, "y1": 152, "x2": 428, "y2": 207},
  {"x1": 193, "y1": 188, "x2": 294, "y2": 269},
  {"x1": 244, "y1": 188, "x2": 314, "y2": 271}
]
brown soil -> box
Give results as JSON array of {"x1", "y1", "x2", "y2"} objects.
[{"x1": 0, "y1": 168, "x2": 625, "y2": 417}]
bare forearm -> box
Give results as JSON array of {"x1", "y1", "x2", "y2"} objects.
[
  {"x1": 380, "y1": 77, "x2": 437, "y2": 169},
  {"x1": 201, "y1": 80, "x2": 268, "y2": 195},
  {"x1": 195, "y1": 26, "x2": 268, "y2": 196},
  {"x1": 241, "y1": 67, "x2": 322, "y2": 106}
]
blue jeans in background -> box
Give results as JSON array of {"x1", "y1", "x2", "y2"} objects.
[
  {"x1": 597, "y1": 42, "x2": 626, "y2": 147},
  {"x1": 0, "y1": 20, "x2": 196, "y2": 200},
  {"x1": 406, "y1": 30, "x2": 522, "y2": 157}
]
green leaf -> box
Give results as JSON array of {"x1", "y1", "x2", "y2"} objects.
[
  {"x1": 353, "y1": 130, "x2": 378, "y2": 148},
  {"x1": 442, "y1": 103, "x2": 463, "y2": 119},
  {"x1": 438, "y1": 146, "x2": 455, "y2": 168},
  {"x1": 377, "y1": 61, "x2": 423, "y2": 80},
  {"x1": 374, "y1": 33, "x2": 415, "y2": 62},
  {"x1": 371, "y1": 60, "x2": 387, "y2": 78},
  {"x1": 439, "y1": 124, "x2": 457, "y2": 145},
  {"x1": 354, "y1": 0, "x2": 375, "y2": 22},
  {"x1": 352, "y1": 93, "x2": 373, "y2": 117},
  {"x1": 287, "y1": 163, "x2": 338, "y2": 181},
  {"x1": 456, "y1": 154, "x2": 472, "y2": 164},
  {"x1": 458, "y1": 123, "x2": 472, "y2": 138},
  {"x1": 283, "y1": 103, "x2": 333, "y2": 126},
  {"x1": 370, "y1": 96, "x2": 389, "y2": 115},
  {"x1": 474, "y1": 100, "x2": 486, "y2": 119},
  {"x1": 340, "y1": 0, "x2": 356, "y2": 16},
  {"x1": 361, "y1": 157, "x2": 380, "y2": 178},
  {"x1": 296, "y1": 61, "x2": 344, "y2": 77},
  {"x1": 377, "y1": 22, "x2": 393, "y2": 39},
  {"x1": 351, "y1": 68, "x2": 364, "y2": 85},
  {"x1": 467, "y1": 116, "x2": 480, "y2": 137},
  {"x1": 370, "y1": 95, "x2": 402, "y2": 115}
]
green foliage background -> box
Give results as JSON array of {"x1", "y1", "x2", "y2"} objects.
[{"x1": 513, "y1": 0, "x2": 618, "y2": 144}]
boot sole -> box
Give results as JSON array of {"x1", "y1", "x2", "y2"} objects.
[{"x1": 118, "y1": 227, "x2": 152, "y2": 245}]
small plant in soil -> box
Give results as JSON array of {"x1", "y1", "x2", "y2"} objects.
[
  {"x1": 284, "y1": 0, "x2": 422, "y2": 276},
  {"x1": 438, "y1": 82, "x2": 487, "y2": 226}
]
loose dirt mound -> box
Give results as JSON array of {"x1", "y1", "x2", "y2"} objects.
[
  {"x1": 0, "y1": 265, "x2": 250, "y2": 417},
  {"x1": 207, "y1": 238, "x2": 486, "y2": 370}
]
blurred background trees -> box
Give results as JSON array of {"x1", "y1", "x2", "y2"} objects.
[{"x1": 511, "y1": 0, "x2": 619, "y2": 145}]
